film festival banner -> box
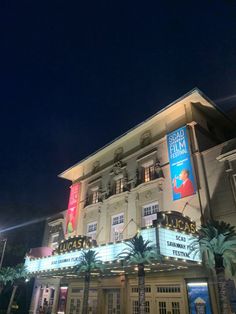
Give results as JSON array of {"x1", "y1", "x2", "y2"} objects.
[
  {"x1": 167, "y1": 126, "x2": 196, "y2": 201},
  {"x1": 65, "y1": 182, "x2": 81, "y2": 235}
]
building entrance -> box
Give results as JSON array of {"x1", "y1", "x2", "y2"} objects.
[{"x1": 105, "y1": 289, "x2": 121, "y2": 314}]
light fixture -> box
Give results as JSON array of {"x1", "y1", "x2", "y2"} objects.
[{"x1": 187, "y1": 282, "x2": 207, "y2": 287}]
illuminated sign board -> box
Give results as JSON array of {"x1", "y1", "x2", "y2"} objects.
[
  {"x1": 25, "y1": 215, "x2": 200, "y2": 274},
  {"x1": 158, "y1": 227, "x2": 200, "y2": 262},
  {"x1": 25, "y1": 228, "x2": 156, "y2": 273},
  {"x1": 55, "y1": 236, "x2": 96, "y2": 254},
  {"x1": 156, "y1": 211, "x2": 197, "y2": 234},
  {"x1": 65, "y1": 183, "x2": 80, "y2": 235},
  {"x1": 167, "y1": 126, "x2": 196, "y2": 201}
]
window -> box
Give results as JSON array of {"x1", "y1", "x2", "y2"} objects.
[
  {"x1": 87, "y1": 222, "x2": 97, "y2": 240},
  {"x1": 144, "y1": 164, "x2": 155, "y2": 182},
  {"x1": 131, "y1": 287, "x2": 151, "y2": 293},
  {"x1": 92, "y1": 190, "x2": 99, "y2": 204},
  {"x1": 132, "y1": 300, "x2": 150, "y2": 314},
  {"x1": 112, "y1": 214, "x2": 124, "y2": 225},
  {"x1": 50, "y1": 233, "x2": 59, "y2": 250},
  {"x1": 111, "y1": 213, "x2": 124, "y2": 242},
  {"x1": 156, "y1": 285, "x2": 181, "y2": 293},
  {"x1": 142, "y1": 202, "x2": 159, "y2": 227},
  {"x1": 115, "y1": 178, "x2": 124, "y2": 194}
]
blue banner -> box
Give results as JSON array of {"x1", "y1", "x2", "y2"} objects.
[
  {"x1": 167, "y1": 126, "x2": 196, "y2": 201},
  {"x1": 187, "y1": 282, "x2": 212, "y2": 314}
]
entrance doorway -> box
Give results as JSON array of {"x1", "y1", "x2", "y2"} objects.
[
  {"x1": 156, "y1": 298, "x2": 183, "y2": 314},
  {"x1": 105, "y1": 289, "x2": 121, "y2": 314}
]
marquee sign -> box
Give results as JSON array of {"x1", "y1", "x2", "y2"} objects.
[
  {"x1": 156, "y1": 211, "x2": 197, "y2": 234},
  {"x1": 54, "y1": 236, "x2": 96, "y2": 254},
  {"x1": 156, "y1": 211, "x2": 200, "y2": 262},
  {"x1": 25, "y1": 213, "x2": 200, "y2": 274},
  {"x1": 158, "y1": 227, "x2": 200, "y2": 261},
  {"x1": 25, "y1": 228, "x2": 156, "y2": 273}
]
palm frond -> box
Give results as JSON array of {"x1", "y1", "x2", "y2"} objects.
[
  {"x1": 76, "y1": 250, "x2": 104, "y2": 274},
  {"x1": 192, "y1": 220, "x2": 236, "y2": 275},
  {"x1": 118, "y1": 234, "x2": 161, "y2": 265}
]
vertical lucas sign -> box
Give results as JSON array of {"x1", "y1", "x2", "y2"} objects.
[
  {"x1": 65, "y1": 183, "x2": 80, "y2": 234},
  {"x1": 167, "y1": 126, "x2": 196, "y2": 201}
]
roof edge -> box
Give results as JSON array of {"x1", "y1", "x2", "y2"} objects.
[{"x1": 58, "y1": 87, "x2": 229, "y2": 180}]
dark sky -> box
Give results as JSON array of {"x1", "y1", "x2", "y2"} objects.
[{"x1": 0, "y1": 0, "x2": 236, "y2": 229}]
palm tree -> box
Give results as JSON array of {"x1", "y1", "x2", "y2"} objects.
[
  {"x1": 0, "y1": 266, "x2": 15, "y2": 294},
  {"x1": 6, "y1": 264, "x2": 28, "y2": 314},
  {"x1": 76, "y1": 250, "x2": 103, "y2": 314},
  {"x1": 118, "y1": 234, "x2": 161, "y2": 314},
  {"x1": 0, "y1": 264, "x2": 28, "y2": 313},
  {"x1": 191, "y1": 220, "x2": 236, "y2": 314}
]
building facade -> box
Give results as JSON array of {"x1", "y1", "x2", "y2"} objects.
[{"x1": 27, "y1": 88, "x2": 236, "y2": 314}]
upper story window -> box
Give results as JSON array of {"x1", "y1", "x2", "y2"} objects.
[
  {"x1": 87, "y1": 222, "x2": 97, "y2": 240},
  {"x1": 135, "y1": 158, "x2": 164, "y2": 187},
  {"x1": 112, "y1": 213, "x2": 124, "y2": 225},
  {"x1": 144, "y1": 164, "x2": 155, "y2": 182},
  {"x1": 115, "y1": 178, "x2": 124, "y2": 194},
  {"x1": 142, "y1": 202, "x2": 159, "y2": 227},
  {"x1": 85, "y1": 184, "x2": 101, "y2": 207},
  {"x1": 92, "y1": 189, "x2": 99, "y2": 204},
  {"x1": 142, "y1": 160, "x2": 155, "y2": 183},
  {"x1": 49, "y1": 233, "x2": 59, "y2": 250},
  {"x1": 111, "y1": 213, "x2": 124, "y2": 242}
]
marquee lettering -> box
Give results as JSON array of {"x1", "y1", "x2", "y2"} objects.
[
  {"x1": 54, "y1": 235, "x2": 97, "y2": 254},
  {"x1": 155, "y1": 211, "x2": 197, "y2": 234}
]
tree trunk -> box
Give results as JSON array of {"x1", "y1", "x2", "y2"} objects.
[
  {"x1": 216, "y1": 267, "x2": 229, "y2": 314},
  {"x1": 82, "y1": 272, "x2": 90, "y2": 314},
  {"x1": 0, "y1": 284, "x2": 3, "y2": 295},
  {"x1": 7, "y1": 284, "x2": 18, "y2": 314},
  {"x1": 138, "y1": 264, "x2": 145, "y2": 314}
]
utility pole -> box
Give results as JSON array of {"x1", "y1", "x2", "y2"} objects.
[{"x1": 0, "y1": 238, "x2": 7, "y2": 269}]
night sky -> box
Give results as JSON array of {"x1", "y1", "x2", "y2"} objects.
[{"x1": 0, "y1": 1, "x2": 236, "y2": 232}]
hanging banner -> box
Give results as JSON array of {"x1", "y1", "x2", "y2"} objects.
[
  {"x1": 57, "y1": 286, "x2": 68, "y2": 314},
  {"x1": 167, "y1": 126, "x2": 196, "y2": 201},
  {"x1": 187, "y1": 282, "x2": 212, "y2": 314},
  {"x1": 65, "y1": 183, "x2": 80, "y2": 235}
]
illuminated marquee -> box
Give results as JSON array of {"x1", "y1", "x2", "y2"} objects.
[
  {"x1": 25, "y1": 213, "x2": 200, "y2": 274},
  {"x1": 55, "y1": 236, "x2": 96, "y2": 254},
  {"x1": 156, "y1": 211, "x2": 197, "y2": 234},
  {"x1": 156, "y1": 211, "x2": 200, "y2": 262},
  {"x1": 25, "y1": 228, "x2": 156, "y2": 273},
  {"x1": 158, "y1": 227, "x2": 200, "y2": 262}
]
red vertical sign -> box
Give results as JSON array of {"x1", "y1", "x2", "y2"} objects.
[{"x1": 65, "y1": 183, "x2": 80, "y2": 235}]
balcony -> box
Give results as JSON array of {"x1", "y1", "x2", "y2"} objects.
[{"x1": 135, "y1": 166, "x2": 164, "y2": 188}]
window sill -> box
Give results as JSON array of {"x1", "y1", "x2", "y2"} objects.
[
  {"x1": 84, "y1": 201, "x2": 102, "y2": 210},
  {"x1": 103, "y1": 191, "x2": 129, "y2": 204},
  {"x1": 132, "y1": 177, "x2": 165, "y2": 192}
]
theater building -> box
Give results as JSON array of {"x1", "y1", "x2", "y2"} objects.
[{"x1": 27, "y1": 88, "x2": 236, "y2": 314}]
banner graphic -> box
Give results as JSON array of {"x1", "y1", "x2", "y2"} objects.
[{"x1": 167, "y1": 126, "x2": 196, "y2": 201}]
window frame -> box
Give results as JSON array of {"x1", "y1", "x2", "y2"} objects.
[
  {"x1": 49, "y1": 232, "x2": 59, "y2": 250},
  {"x1": 142, "y1": 202, "x2": 159, "y2": 227},
  {"x1": 87, "y1": 221, "x2": 97, "y2": 240},
  {"x1": 111, "y1": 213, "x2": 124, "y2": 242},
  {"x1": 115, "y1": 178, "x2": 124, "y2": 194}
]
